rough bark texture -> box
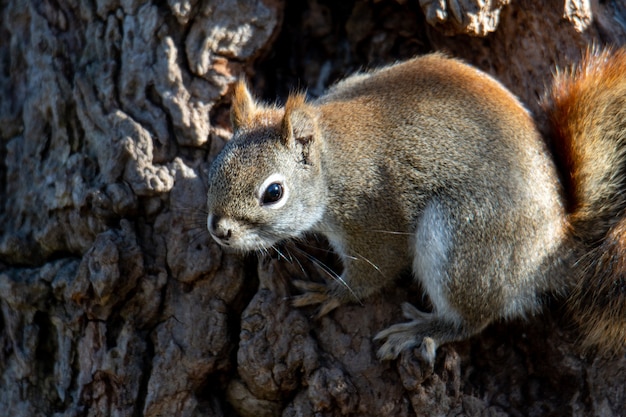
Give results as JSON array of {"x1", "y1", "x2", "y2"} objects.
[{"x1": 0, "y1": 1, "x2": 624, "y2": 416}]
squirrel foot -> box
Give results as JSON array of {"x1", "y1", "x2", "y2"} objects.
[
  {"x1": 374, "y1": 302, "x2": 440, "y2": 363},
  {"x1": 292, "y1": 280, "x2": 344, "y2": 318}
]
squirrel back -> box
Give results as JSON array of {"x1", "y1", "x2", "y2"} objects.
[{"x1": 544, "y1": 47, "x2": 626, "y2": 353}]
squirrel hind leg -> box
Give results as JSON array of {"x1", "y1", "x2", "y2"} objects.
[{"x1": 374, "y1": 302, "x2": 483, "y2": 362}]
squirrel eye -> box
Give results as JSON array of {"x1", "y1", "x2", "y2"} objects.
[{"x1": 262, "y1": 182, "x2": 283, "y2": 204}]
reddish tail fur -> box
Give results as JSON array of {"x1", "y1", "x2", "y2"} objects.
[{"x1": 544, "y1": 47, "x2": 626, "y2": 353}]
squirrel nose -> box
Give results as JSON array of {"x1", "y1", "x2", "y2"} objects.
[{"x1": 208, "y1": 214, "x2": 232, "y2": 242}]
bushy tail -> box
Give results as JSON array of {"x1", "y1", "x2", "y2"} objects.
[{"x1": 543, "y1": 47, "x2": 626, "y2": 353}]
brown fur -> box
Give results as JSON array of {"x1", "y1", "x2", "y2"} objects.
[
  {"x1": 207, "y1": 51, "x2": 626, "y2": 361},
  {"x1": 230, "y1": 80, "x2": 256, "y2": 129},
  {"x1": 544, "y1": 47, "x2": 626, "y2": 352}
]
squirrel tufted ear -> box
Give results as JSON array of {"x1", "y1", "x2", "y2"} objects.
[
  {"x1": 231, "y1": 80, "x2": 257, "y2": 131},
  {"x1": 281, "y1": 93, "x2": 320, "y2": 165},
  {"x1": 282, "y1": 93, "x2": 318, "y2": 147}
]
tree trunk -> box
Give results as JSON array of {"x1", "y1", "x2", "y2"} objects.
[{"x1": 0, "y1": 1, "x2": 624, "y2": 416}]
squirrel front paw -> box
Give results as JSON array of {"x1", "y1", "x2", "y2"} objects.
[
  {"x1": 374, "y1": 302, "x2": 439, "y2": 363},
  {"x1": 292, "y1": 280, "x2": 344, "y2": 318}
]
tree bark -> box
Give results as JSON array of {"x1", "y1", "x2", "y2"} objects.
[{"x1": 0, "y1": 1, "x2": 624, "y2": 416}]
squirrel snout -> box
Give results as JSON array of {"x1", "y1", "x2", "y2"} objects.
[{"x1": 207, "y1": 214, "x2": 233, "y2": 244}]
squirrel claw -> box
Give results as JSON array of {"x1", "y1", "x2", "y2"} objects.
[
  {"x1": 401, "y1": 302, "x2": 431, "y2": 321},
  {"x1": 314, "y1": 297, "x2": 343, "y2": 318},
  {"x1": 375, "y1": 330, "x2": 437, "y2": 365},
  {"x1": 374, "y1": 308, "x2": 437, "y2": 364},
  {"x1": 292, "y1": 280, "x2": 328, "y2": 294},
  {"x1": 291, "y1": 280, "x2": 343, "y2": 318}
]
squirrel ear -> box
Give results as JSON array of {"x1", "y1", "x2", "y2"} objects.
[
  {"x1": 231, "y1": 80, "x2": 256, "y2": 131},
  {"x1": 282, "y1": 93, "x2": 320, "y2": 165},
  {"x1": 282, "y1": 93, "x2": 317, "y2": 147}
]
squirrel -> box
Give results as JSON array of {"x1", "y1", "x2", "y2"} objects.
[{"x1": 205, "y1": 48, "x2": 626, "y2": 363}]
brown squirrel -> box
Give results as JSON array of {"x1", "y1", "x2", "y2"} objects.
[{"x1": 205, "y1": 48, "x2": 626, "y2": 362}]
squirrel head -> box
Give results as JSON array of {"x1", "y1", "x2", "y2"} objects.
[{"x1": 206, "y1": 81, "x2": 327, "y2": 251}]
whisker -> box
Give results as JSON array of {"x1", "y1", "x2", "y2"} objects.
[
  {"x1": 272, "y1": 245, "x2": 291, "y2": 263},
  {"x1": 368, "y1": 229, "x2": 413, "y2": 236},
  {"x1": 294, "y1": 238, "x2": 381, "y2": 274},
  {"x1": 290, "y1": 246, "x2": 362, "y2": 304},
  {"x1": 172, "y1": 212, "x2": 210, "y2": 233},
  {"x1": 290, "y1": 246, "x2": 340, "y2": 281},
  {"x1": 286, "y1": 246, "x2": 308, "y2": 277},
  {"x1": 296, "y1": 240, "x2": 359, "y2": 261},
  {"x1": 351, "y1": 249, "x2": 383, "y2": 275},
  {"x1": 291, "y1": 237, "x2": 363, "y2": 262},
  {"x1": 170, "y1": 210, "x2": 209, "y2": 225},
  {"x1": 311, "y1": 228, "x2": 412, "y2": 237},
  {"x1": 295, "y1": 240, "x2": 338, "y2": 255},
  {"x1": 188, "y1": 230, "x2": 210, "y2": 246}
]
